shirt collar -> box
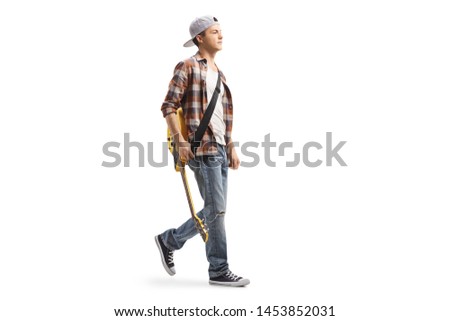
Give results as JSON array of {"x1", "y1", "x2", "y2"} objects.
[{"x1": 193, "y1": 52, "x2": 206, "y2": 62}]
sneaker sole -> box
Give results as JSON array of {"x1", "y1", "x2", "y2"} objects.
[
  {"x1": 154, "y1": 236, "x2": 175, "y2": 276},
  {"x1": 209, "y1": 279, "x2": 250, "y2": 287}
]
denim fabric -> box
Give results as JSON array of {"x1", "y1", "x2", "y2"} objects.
[{"x1": 161, "y1": 144, "x2": 229, "y2": 278}]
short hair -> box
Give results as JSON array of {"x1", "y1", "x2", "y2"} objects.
[{"x1": 193, "y1": 31, "x2": 206, "y2": 47}]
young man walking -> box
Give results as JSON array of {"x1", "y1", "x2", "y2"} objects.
[{"x1": 155, "y1": 15, "x2": 249, "y2": 287}]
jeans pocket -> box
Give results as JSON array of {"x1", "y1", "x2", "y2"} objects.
[{"x1": 202, "y1": 154, "x2": 224, "y2": 169}]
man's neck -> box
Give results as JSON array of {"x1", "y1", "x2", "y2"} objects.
[{"x1": 197, "y1": 48, "x2": 218, "y2": 71}]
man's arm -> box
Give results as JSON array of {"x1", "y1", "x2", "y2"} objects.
[
  {"x1": 227, "y1": 140, "x2": 240, "y2": 170},
  {"x1": 166, "y1": 113, "x2": 194, "y2": 162},
  {"x1": 162, "y1": 61, "x2": 194, "y2": 162}
]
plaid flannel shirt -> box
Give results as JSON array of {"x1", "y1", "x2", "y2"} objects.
[{"x1": 161, "y1": 53, "x2": 233, "y2": 156}]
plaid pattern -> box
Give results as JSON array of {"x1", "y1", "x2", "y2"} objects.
[{"x1": 161, "y1": 53, "x2": 233, "y2": 156}]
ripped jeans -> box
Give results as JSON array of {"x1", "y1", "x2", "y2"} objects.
[{"x1": 161, "y1": 144, "x2": 228, "y2": 278}]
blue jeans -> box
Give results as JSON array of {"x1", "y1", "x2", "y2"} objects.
[{"x1": 161, "y1": 144, "x2": 229, "y2": 278}]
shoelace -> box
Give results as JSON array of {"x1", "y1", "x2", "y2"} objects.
[
  {"x1": 225, "y1": 271, "x2": 240, "y2": 281},
  {"x1": 167, "y1": 250, "x2": 174, "y2": 264}
]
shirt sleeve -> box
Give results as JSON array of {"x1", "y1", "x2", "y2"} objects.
[{"x1": 161, "y1": 61, "x2": 188, "y2": 118}]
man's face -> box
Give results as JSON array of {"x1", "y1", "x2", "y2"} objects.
[{"x1": 198, "y1": 24, "x2": 223, "y2": 51}]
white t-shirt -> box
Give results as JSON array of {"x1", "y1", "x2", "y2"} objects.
[{"x1": 206, "y1": 68, "x2": 226, "y2": 146}]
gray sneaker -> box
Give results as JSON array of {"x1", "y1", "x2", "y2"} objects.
[
  {"x1": 209, "y1": 271, "x2": 250, "y2": 287},
  {"x1": 154, "y1": 235, "x2": 175, "y2": 276}
]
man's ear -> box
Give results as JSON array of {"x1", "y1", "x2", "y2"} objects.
[{"x1": 195, "y1": 34, "x2": 203, "y2": 44}]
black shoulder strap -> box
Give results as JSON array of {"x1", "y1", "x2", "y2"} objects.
[{"x1": 191, "y1": 73, "x2": 222, "y2": 153}]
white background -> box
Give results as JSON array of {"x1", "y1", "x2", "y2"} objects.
[{"x1": 1, "y1": 1, "x2": 449, "y2": 320}]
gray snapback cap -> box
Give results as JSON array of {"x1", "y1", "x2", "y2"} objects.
[{"x1": 183, "y1": 15, "x2": 219, "y2": 47}]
